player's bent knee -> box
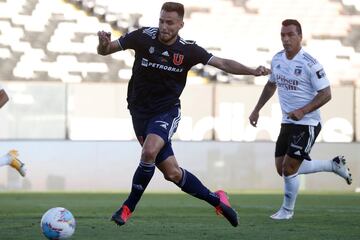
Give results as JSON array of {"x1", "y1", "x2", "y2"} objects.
[
  {"x1": 282, "y1": 158, "x2": 301, "y2": 176},
  {"x1": 282, "y1": 167, "x2": 296, "y2": 176},
  {"x1": 163, "y1": 169, "x2": 182, "y2": 183},
  {"x1": 141, "y1": 148, "x2": 158, "y2": 162}
]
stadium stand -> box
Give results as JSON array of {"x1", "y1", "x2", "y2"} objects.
[
  {"x1": 341, "y1": 0, "x2": 360, "y2": 12},
  {"x1": 0, "y1": 0, "x2": 359, "y2": 85}
]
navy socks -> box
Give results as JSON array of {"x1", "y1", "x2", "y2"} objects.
[
  {"x1": 124, "y1": 161, "x2": 155, "y2": 212},
  {"x1": 176, "y1": 168, "x2": 220, "y2": 207},
  {"x1": 124, "y1": 164, "x2": 220, "y2": 212}
]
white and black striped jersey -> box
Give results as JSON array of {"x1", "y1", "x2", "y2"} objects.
[
  {"x1": 117, "y1": 27, "x2": 213, "y2": 118},
  {"x1": 269, "y1": 48, "x2": 330, "y2": 126}
]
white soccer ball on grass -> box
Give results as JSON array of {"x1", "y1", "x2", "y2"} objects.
[{"x1": 40, "y1": 207, "x2": 76, "y2": 239}]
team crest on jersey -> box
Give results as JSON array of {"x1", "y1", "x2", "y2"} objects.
[
  {"x1": 173, "y1": 53, "x2": 184, "y2": 65},
  {"x1": 149, "y1": 46, "x2": 155, "y2": 54},
  {"x1": 294, "y1": 68, "x2": 302, "y2": 76}
]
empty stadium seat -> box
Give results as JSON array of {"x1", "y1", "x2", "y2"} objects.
[{"x1": 0, "y1": 0, "x2": 359, "y2": 84}]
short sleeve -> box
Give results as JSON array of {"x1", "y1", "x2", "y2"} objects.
[
  {"x1": 117, "y1": 28, "x2": 142, "y2": 50},
  {"x1": 268, "y1": 59, "x2": 276, "y2": 83},
  {"x1": 189, "y1": 44, "x2": 213, "y2": 66},
  {"x1": 309, "y1": 62, "x2": 330, "y2": 91}
]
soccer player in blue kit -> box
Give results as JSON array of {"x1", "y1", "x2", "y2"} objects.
[{"x1": 97, "y1": 2, "x2": 270, "y2": 227}]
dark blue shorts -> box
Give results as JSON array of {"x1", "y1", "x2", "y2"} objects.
[{"x1": 132, "y1": 106, "x2": 181, "y2": 164}]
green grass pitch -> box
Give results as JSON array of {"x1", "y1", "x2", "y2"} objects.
[{"x1": 0, "y1": 192, "x2": 359, "y2": 240}]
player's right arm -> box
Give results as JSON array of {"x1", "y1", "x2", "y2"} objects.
[
  {"x1": 97, "y1": 31, "x2": 122, "y2": 55},
  {"x1": 249, "y1": 81, "x2": 277, "y2": 127},
  {"x1": 0, "y1": 89, "x2": 9, "y2": 108}
]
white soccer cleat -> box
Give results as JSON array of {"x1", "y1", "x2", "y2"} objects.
[
  {"x1": 270, "y1": 207, "x2": 294, "y2": 220},
  {"x1": 8, "y1": 150, "x2": 26, "y2": 177},
  {"x1": 332, "y1": 156, "x2": 352, "y2": 185}
]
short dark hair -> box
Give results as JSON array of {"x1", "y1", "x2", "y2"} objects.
[
  {"x1": 161, "y1": 2, "x2": 184, "y2": 19},
  {"x1": 282, "y1": 19, "x2": 302, "y2": 35}
]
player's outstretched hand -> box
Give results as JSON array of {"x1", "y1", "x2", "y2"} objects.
[
  {"x1": 254, "y1": 66, "x2": 271, "y2": 76},
  {"x1": 97, "y1": 30, "x2": 111, "y2": 47}
]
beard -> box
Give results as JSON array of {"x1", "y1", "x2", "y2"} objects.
[{"x1": 159, "y1": 32, "x2": 177, "y2": 45}]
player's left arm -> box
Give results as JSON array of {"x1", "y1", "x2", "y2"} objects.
[
  {"x1": 288, "y1": 86, "x2": 331, "y2": 121},
  {"x1": 288, "y1": 63, "x2": 331, "y2": 121},
  {"x1": 208, "y1": 56, "x2": 271, "y2": 76},
  {"x1": 0, "y1": 89, "x2": 9, "y2": 108}
]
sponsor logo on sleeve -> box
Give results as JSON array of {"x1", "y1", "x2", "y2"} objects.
[{"x1": 316, "y1": 68, "x2": 326, "y2": 79}]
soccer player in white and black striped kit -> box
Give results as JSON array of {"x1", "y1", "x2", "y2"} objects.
[
  {"x1": 98, "y1": 2, "x2": 270, "y2": 227},
  {"x1": 249, "y1": 19, "x2": 352, "y2": 220}
]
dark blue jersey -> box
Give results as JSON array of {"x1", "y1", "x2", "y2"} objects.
[{"x1": 117, "y1": 27, "x2": 212, "y2": 118}]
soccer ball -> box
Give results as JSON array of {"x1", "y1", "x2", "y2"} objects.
[{"x1": 40, "y1": 207, "x2": 76, "y2": 239}]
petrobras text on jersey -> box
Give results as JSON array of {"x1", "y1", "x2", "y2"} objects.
[{"x1": 141, "y1": 58, "x2": 184, "y2": 73}]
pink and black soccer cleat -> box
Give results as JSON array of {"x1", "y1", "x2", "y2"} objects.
[
  {"x1": 111, "y1": 205, "x2": 132, "y2": 226},
  {"x1": 214, "y1": 190, "x2": 239, "y2": 227}
]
